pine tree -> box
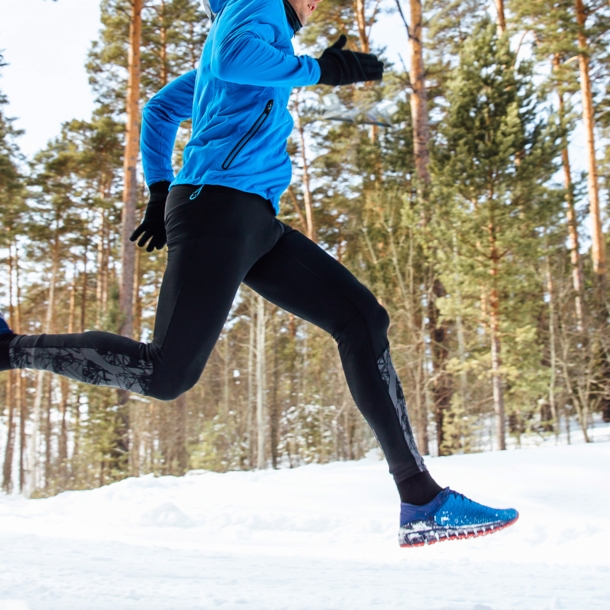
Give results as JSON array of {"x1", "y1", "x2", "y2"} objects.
[{"x1": 431, "y1": 19, "x2": 562, "y2": 450}]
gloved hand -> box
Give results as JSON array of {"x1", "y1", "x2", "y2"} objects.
[
  {"x1": 316, "y1": 35, "x2": 384, "y2": 86},
  {"x1": 130, "y1": 180, "x2": 170, "y2": 252}
]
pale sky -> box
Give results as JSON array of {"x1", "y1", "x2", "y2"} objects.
[
  {"x1": 0, "y1": 0, "x2": 408, "y2": 158},
  {"x1": 0, "y1": 0, "x2": 102, "y2": 157}
]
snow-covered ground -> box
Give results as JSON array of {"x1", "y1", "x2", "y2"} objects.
[{"x1": 1, "y1": 437, "x2": 609, "y2": 610}]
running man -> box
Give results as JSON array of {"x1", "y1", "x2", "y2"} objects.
[{"x1": 0, "y1": 0, "x2": 517, "y2": 546}]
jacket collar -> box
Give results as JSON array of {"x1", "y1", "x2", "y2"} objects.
[{"x1": 283, "y1": 0, "x2": 303, "y2": 35}]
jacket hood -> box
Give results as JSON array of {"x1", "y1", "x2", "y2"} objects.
[
  {"x1": 209, "y1": 0, "x2": 227, "y2": 12},
  {"x1": 201, "y1": 0, "x2": 227, "y2": 21}
]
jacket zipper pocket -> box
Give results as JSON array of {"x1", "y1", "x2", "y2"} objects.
[{"x1": 221, "y1": 100, "x2": 274, "y2": 170}]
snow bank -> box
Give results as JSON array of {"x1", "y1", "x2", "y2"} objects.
[{"x1": 1, "y1": 440, "x2": 609, "y2": 609}]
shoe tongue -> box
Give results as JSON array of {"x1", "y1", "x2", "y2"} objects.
[{"x1": 400, "y1": 487, "x2": 450, "y2": 524}]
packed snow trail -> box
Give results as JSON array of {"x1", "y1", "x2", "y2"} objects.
[{"x1": 1, "y1": 440, "x2": 609, "y2": 609}]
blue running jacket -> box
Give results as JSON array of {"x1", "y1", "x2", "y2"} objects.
[{"x1": 140, "y1": 0, "x2": 321, "y2": 213}]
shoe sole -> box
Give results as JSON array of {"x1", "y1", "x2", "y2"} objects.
[{"x1": 399, "y1": 515, "x2": 519, "y2": 548}]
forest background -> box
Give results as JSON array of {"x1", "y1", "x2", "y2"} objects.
[{"x1": 1, "y1": 0, "x2": 609, "y2": 498}]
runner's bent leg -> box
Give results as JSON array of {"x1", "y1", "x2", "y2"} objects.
[
  {"x1": 7, "y1": 186, "x2": 284, "y2": 400},
  {"x1": 145, "y1": 186, "x2": 283, "y2": 399},
  {"x1": 243, "y1": 227, "x2": 430, "y2": 486}
]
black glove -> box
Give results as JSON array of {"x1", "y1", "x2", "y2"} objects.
[
  {"x1": 130, "y1": 181, "x2": 170, "y2": 252},
  {"x1": 316, "y1": 35, "x2": 384, "y2": 86}
]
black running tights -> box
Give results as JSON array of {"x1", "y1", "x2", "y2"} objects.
[{"x1": 8, "y1": 185, "x2": 426, "y2": 482}]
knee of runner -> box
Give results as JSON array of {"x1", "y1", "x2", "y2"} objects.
[
  {"x1": 370, "y1": 301, "x2": 390, "y2": 339},
  {"x1": 146, "y1": 370, "x2": 199, "y2": 402},
  {"x1": 334, "y1": 301, "x2": 390, "y2": 349},
  {"x1": 147, "y1": 387, "x2": 183, "y2": 402}
]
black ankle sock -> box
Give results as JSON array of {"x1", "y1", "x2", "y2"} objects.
[
  {"x1": 396, "y1": 471, "x2": 443, "y2": 506},
  {"x1": 0, "y1": 332, "x2": 16, "y2": 371}
]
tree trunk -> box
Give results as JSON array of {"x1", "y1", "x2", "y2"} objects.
[
  {"x1": 545, "y1": 255, "x2": 559, "y2": 439},
  {"x1": 554, "y1": 63, "x2": 585, "y2": 332},
  {"x1": 429, "y1": 279, "x2": 452, "y2": 455},
  {"x1": 494, "y1": 0, "x2": 506, "y2": 35},
  {"x1": 247, "y1": 293, "x2": 255, "y2": 468},
  {"x1": 408, "y1": 0, "x2": 431, "y2": 187},
  {"x1": 407, "y1": 0, "x2": 452, "y2": 454},
  {"x1": 14, "y1": 251, "x2": 26, "y2": 493},
  {"x1": 57, "y1": 271, "x2": 78, "y2": 485},
  {"x1": 28, "y1": 238, "x2": 60, "y2": 495},
  {"x1": 172, "y1": 393, "x2": 189, "y2": 474},
  {"x1": 58, "y1": 377, "x2": 69, "y2": 478},
  {"x1": 287, "y1": 313, "x2": 298, "y2": 466},
  {"x1": 354, "y1": 1, "x2": 379, "y2": 144},
  {"x1": 120, "y1": 0, "x2": 143, "y2": 338},
  {"x1": 159, "y1": 1, "x2": 169, "y2": 87},
  {"x1": 563, "y1": 145, "x2": 586, "y2": 329},
  {"x1": 133, "y1": 244, "x2": 141, "y2": 339},
  {"x1": 43, "y1": 375, "x2": 53, "y2": 491},
  {"x1": 559, "y1": 335, "x2": 591, "y2": 443},
  {"x1": 354, "y1": 0, "x2": 371, "y2": 54},
  {"x1": 490, "y1": 307, "x2": 506, "y2": 450},
  {"x1": 269, "y1": 310, "x2": 280, "y2": 468},
  {"x1": 453, "y1": 235, "x2": 469, "y2": 427},
  {"x1": 286, "y1": 185, "x2": 308, "y2": 235},
  {"x1": 222, "y1": 337, "x2": 230, "y2": 422},
  {"x1": 129, "y1": 399, "x2": 141, "y2": 477},
  {"x1": 29, "y1": 376, "x2": 45, "y2": 493},
  {"x1": 256, "y1": 294, "x2": 266, "y2": 469},
  {"x1": 80, "y1": 250, "x2": 88, "y2": 332},
  {"x1": 488, "y1": 211, "x2": 506, "y2": 450},
  {"x1": 2, "y1": 372, "x2": 15, "y2": 494},
  {"x1": 2, "y1": 244, "x2": 16, "y2": 493},
  {"x1": 68, "y1": 269, "x2": 77, "y2": 335},
  {"x1": 575, "y1": 0, "x2": 606, "y2": 285},
  {"x1": 117, "y1": 0, "x2": 143, "y2": 460},
  {"x1": 294, "y1": 94, "x2": 316, "y2": 242},
  {"x1": 18, "y1": 371, "x2": 26, "y2": 493},
  {"x1": 96, "y1": 209, "x2": 107, "y2": 327}
]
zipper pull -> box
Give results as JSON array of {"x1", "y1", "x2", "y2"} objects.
[
  {"x1": 265, "y1": 100, "x2": 274, "y2": 113},
  {"x1": 189, "y1": 185, "x2": 204, "y2": 200}
]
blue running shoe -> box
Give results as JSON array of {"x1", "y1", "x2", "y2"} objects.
[{"x1": 399, "y1": 488, "x2": 518, "y2": 547}]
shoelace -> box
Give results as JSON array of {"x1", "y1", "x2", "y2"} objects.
[{"x1": 447, "y1": 490, "x2": 469, "y2": 503}]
